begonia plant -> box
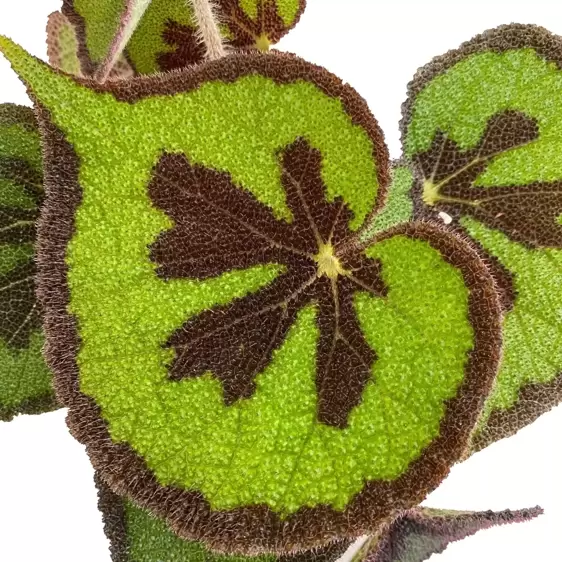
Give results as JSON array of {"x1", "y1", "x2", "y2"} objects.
[{"x1": 0, "y1": 2, "x2": 560, "y2": 561}]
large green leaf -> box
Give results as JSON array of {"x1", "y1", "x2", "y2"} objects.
[
  {"x1": 0, "y1": 104, "x2": 57, "y2": 421},
  {"x1": 0, "y1": 39, "x2": 502, "y2": 553},
  {"x1": 62, "y1": 0, "x2": 307, "y2": 76},
  {"x1": 401, "y1": 23, "x2": 562, "y2": 452},
  {"x1": 0, "y1": 104, "x2": 346, "y2": 562}
]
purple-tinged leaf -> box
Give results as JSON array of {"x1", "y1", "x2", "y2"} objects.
[{"x1": 362, "y1": 507, "x2": 543, "y2": 562}]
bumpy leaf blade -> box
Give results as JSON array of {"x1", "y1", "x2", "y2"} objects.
[
  {"x1": 0, "y1": 39, "x2": 502, "y2": 553},
  {"x1": 95, "y1": 473, "x2": 350, "y2": 562},
  {"x1": 0, "y1": 104, "x2": 56, "y2": 421},
  {"x1": 401, "y1": 23, "x2": 562, "y2": 452},
  {"x1": 361, "y1": 507, "x2": 543, "y2": 562}
]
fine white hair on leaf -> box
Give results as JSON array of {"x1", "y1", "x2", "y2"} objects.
[{"x1": 189, "y1": 0, "x2": 226, "y2": 61}]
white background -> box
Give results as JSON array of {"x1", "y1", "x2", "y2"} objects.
[{"x1": 0, "y1": 1, "x2": 561, "y2": 561}]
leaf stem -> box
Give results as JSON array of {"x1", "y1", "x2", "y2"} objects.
[
  {"x1": 93, "y1": 0, "x2": 152, "y2": 83},
  {"x1": 189, "y1": 0, "x2": 226, "y2": 61}
]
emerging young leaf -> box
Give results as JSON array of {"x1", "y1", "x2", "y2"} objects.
[
  {"x1": 62, "y1": 0, "x2": 307, "y2": 76},
  {"x1": 359, "y1": 506, "x2": 543, "y2": 562},
  {"x1": 0, "y1": 104, "x2": 57, "y2": 421},
  {"x1": 95, "y1": 473, "x2": 350, "y2": 562},
  {"x1": 61, "y1": 0, "x2": 153, "y2": 79},
  {"x1": 46, "y1": 11, "x2": 84, "y2": 76},
  {"x1": 0, "y1": 40, "x2": 502, "y2": 553},
  {"x1": 63, "y1": 0, "x2": 208, "y2": 75},
  {"x1": 401, "y1": 23, "x2": 562, "y2": 452}
]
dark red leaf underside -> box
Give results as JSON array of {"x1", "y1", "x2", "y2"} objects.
[
  {"x1": 413, "y1": 110, "x2": 562, "y2": 248},
  {"x1": 365, "y1": 506, "x2": 543, "y2": 562},
  {"x1": 149, "y1": 138, "x2": 386, "y2": 428}
]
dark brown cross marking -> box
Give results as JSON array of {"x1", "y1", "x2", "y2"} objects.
[
  {"x1": 413, "y1": 110, "x2": 562, "y2": 249},
  {"x1": 149, "y1": 138, "x2": 387, "y2": 428},
  {"x1": 217, "y1": 0, "x2": 306, "y2": 49},
  {"x1": 157, "y1": 21, "x2": 206, "y2": 72}
]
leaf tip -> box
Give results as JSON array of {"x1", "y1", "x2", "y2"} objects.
[{"x1": 0, "y1": 36, "x2": 48, "y2": 85}]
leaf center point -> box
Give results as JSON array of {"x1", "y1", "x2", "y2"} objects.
[
  {"x1": 422, "y1": 179, "x2": 440, "y2": 206},
  {"x1": 254, "y1": 34, "x2": 271, "y2": 52},
  {"x1": 315, "y1": 243, "x2": 346, "y2": 279}
]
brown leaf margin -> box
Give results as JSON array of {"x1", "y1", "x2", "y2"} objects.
[
  {"x1": 86, "y1": 50, "x2": 391, "y2": 227},
  {"x1": 399, "y1": 24, "x2": 562, "y2": 311},
  {"x1": 94, "y1": 473, "x2": 351, "y2": 562},
  {"x1": 401, "y1": 23, "x2": 562, "y2": 130},
  {"x1": 400, "y1": 23, "x2": 562, "y2": 451},
  {"x1": 409, "y1": 187, "x2": 517, "y2": 315},
  {"x1": 32, "y1": 53, "x2": 501, "y2": 554}
]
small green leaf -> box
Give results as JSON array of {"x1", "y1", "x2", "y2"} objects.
[
  {"x1": 46, "y1": 11, "x2": 84, "y2": 76},
  {"x1": 360, "y1": 506, "x2": 542, "y2": 562},
  {"x1": 401, "y1": 23, "x2": 562, "y2": 452},
  {"x1": 0, "y1": 39, "x2": 502, "y2": 552},
  {"x1": 0, "y1": 104, "x2": 56, "y2": 421}
]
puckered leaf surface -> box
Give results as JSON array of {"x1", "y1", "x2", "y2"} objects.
[
  {"x1": 0, "y1": 39, "x2": 502, "y2": 553},
  {"x1": 0, "y1": 104, "x2": 56, "y2": 421},
  {"x1": 360, "y1": 506, "x2": 543, "y2": 562},
  {"x1": 62, "y1": 0, "x2": 306, "y2": 76},
  {"x1": 96, "y1": 470, "x2": 542, "y2": 562},
  {"x1": 401, "y1": 23, "x2": 562, "y2": 452}
]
